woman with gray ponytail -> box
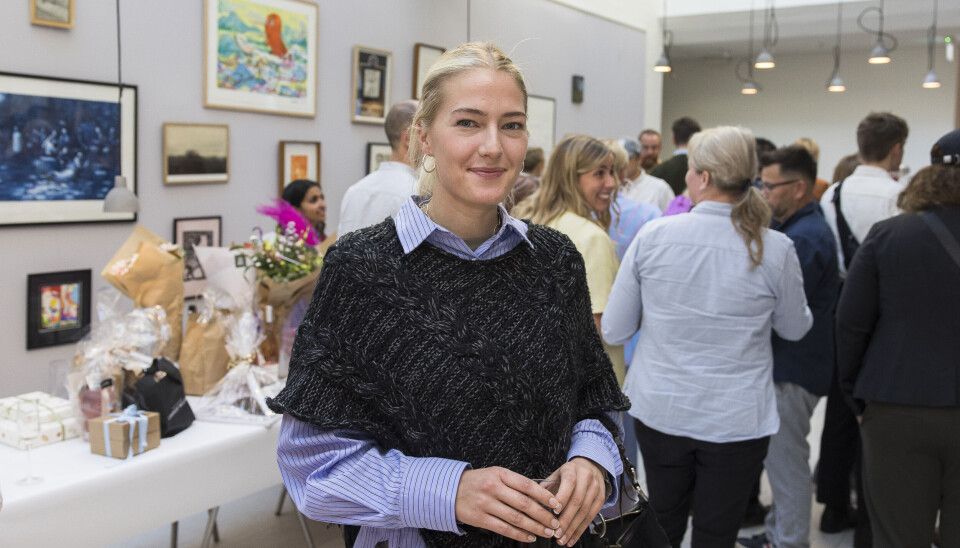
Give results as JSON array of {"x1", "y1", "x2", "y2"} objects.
[{"x1": 602, "y1": 126, "x2": 813, "y2": 547}]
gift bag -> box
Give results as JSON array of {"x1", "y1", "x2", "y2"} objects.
[
  {"x1": 101, "y1": 226, "x2": 185, "y2": 360},
  {"x1": 256, "y1": 270, "x2": 320, "y2": 357},
  {"x1": 124, "y1": 357, "x2": 195, "y2": 437},
  {"x1": 179, "y1": 296, "x2": 230, "y2": 396}
]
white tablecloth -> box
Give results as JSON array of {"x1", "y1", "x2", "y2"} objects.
[{"x1": 0, "y1": 415, "x2": 281, "y2": 547}]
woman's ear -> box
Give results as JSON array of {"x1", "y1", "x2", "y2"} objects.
[
  {"x1": 417, "y1": 122, "x2": 432, "y2": 157},
  {"x1": 700, "y1": 170, "x2": 711, "y2": 189}
]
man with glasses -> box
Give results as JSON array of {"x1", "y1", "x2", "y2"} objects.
[{"x1": 739, "y1": 146, "x2": 840, "y2": 548}]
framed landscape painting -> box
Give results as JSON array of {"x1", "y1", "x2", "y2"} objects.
[
  {"x1": 27, "y1": 269, "x2": 91, "y2": 349},
  {"x1": 163, "y1": 123, "x2": 229, "y2": 184},
  {"x1": 351, "y1": 45, "x2": 392, "y2": 124},
  {"x1": 31, "y1": 0, "x2": 74, "y2": 29},
  {"x1": 204, "y1": 0, "x2": 318, "y2": 117},
  {"x1": 0, "y1": 72, "x2": 137, "y2": 227}
]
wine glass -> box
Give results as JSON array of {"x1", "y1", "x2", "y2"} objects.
[{"x1": 16, "y1": 400, "x2": 44, "y2": 485}]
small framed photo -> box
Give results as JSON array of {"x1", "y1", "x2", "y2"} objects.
[
  {"x1": 173, "y1": 216, "x2": 223, "y2": 299},
  {"x1": 27, "y1": 269, "x2": 91, "y2": 349},
  {"x1": 31, "y1": 0, "x2": 74, "y2": 29},
  {"x1": 366, "y1": 142, "x2": 392, "y2": 175},
  {"x1": 527, "y1": 95, "x2": 557, "y2": 156},
  {"x1": 572, "y1": 75, "x2": 584, "y2": 104},
  {"x1": 413, "y1": 43, "x2": 445, "y2": 99},
  {"x1": 163, "y1": 123, "x2": 229, "y2": 184},
  {"x1": 351, "y1": 45, "x2": 392, "y2": 124},
  {"x1": 279, "y1": 140, "x2": 321, "y2": 195}
]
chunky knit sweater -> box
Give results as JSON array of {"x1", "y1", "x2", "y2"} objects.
[{"x1": 268, "y1": 220, "x2": 630, "y2": 548}]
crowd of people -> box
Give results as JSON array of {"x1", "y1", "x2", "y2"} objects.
[{"x1": 265, "y1": 41, "x2": 960, "y2": 548}]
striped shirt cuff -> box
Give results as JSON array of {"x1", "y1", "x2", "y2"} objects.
[
  {"x1": 399, "y1": 456, "x2": 469, "y2": 533},
  {"x1": 567, "y1": 427, "x2": 621, "y2": 506}
]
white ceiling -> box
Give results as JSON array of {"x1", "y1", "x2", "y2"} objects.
[{"x1": 665, "y1": 0, "x2": 960, "y2": 60}]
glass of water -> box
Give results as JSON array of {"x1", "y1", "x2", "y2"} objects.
[{"x1": 16, "y1": 399, "x2": 44, "y2": 485}]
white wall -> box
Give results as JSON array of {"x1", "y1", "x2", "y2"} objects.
[
  {"x1": 0, "y1": 0, "x2": 648, "y2": 396},
  {"x1": 661, "y1": 45, "x2": 958, "y2": 182}
]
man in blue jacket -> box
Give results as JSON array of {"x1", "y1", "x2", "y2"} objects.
[{"x1": 740, "y1": 146, "x2": 840, "y2": 548}]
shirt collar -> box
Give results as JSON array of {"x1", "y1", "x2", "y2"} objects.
[
  {"x1": 690, "y1": 200, "x2": 733, "y2": 216},
  {"x1": 394, "y1": 196, "x2": 532, "y2": 255},
  {"x1": 850, "y1": 164, "x2": 895, "y2": 181},
  {"x1": 771, "y1": 201, "x2": 819, "y2": 231},
  {"x1": 673, "y1": 148, "x2": 688, "y2": 156}
]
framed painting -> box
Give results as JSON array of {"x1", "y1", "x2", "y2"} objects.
[
  {"x1": 366, "y1": 142, "x2": 391, "y2": 175},
  {"x1": 527, "y1": 95, "x2": 557, "y2": 156},
  {"x1": 0, "y1": 72, "x2": 137, "y2": 227},
  {"x1": 351, "y1": 45, "x2": 392, "y2": 124},
  {"x1": 278, "y1": 140, "x2": 321, "y2": 194},
  {"x1": 203, "y1": 0, "x2": 318, "y2": 117},
  {"x1": 412, "y1": 43, "x2": 444, "y2": 99},
  {"x1": 31, "y1": 0, "x2": 74, "y2": 29},
  {"x1": 27, "y1": 269, "x2": 91, "y2": 349},
  {"x1": 163, "y1": 123, "x2": 229, "y2": 184},
  {"x1": 173, "y1": 216, "x2": 223, "y2": 299}
]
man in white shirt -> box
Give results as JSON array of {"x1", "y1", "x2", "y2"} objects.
[
  {"x1": 617, "y1": 137, "x2": 675, "y2": 212},
  {"x1": 338, "y1": 100, "x2": 419, "y2": 236},
  {"x1": 815, "y1": 111, "x2": 908, "y2": 546}
]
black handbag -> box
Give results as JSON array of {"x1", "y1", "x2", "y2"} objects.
[
  {"x1": 123, "y1": 357, "x2": 195, "y2": 437},
  {"x1": 582, "y1": 421, "x2": 671, "y2": 548}
]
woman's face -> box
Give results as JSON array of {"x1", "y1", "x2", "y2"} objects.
[
  {"x1": 419, "y1": 68, "x2": 527, "y2": 210},
  {"x1": 577, "y1": 154, "x2": 617, "y2": 212},
  {"x1": 297, "y1": 185, "x2": 326, "y2": 225}
]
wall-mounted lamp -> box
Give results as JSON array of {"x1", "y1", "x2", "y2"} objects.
[{"x1": 102, "y1": 0, "x2": 138, "y2": 214}]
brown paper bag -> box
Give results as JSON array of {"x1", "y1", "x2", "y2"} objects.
[
  {"x1": 256, "y1": 269, "x2": 321, "y2": 353},
  {"x1": 179, "y1": 312, "x2": 230, "y2": 396},
  {"x1": 101, "y1": 226, "x2": 185, "y2": 360}
]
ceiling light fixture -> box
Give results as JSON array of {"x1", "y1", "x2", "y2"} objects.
[
  {"x1": 826, "y1": 1, "x2": 846, "y2": 92},
  {"x1": 923, "y1": 0, "x2": 942, "y2": 88},
  {"x1": 738, "y1": 1, "x2": 762, "y2": 94},
  {"x1": 755, "y1": 1, "x2": 778, "y2": 69},
  {"x1": 654, "y1": 0, "x2": 673, "y2": 73},
  {"x1": 103, "y1": 0, "x2": 139, "y2": 214},
  {"x1": 859, "y1": 0, "x2": 897, "y2": 64}
]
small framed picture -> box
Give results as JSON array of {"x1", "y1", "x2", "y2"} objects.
[
  {"x1": 413, "y1": 43, "x2": 445, "y2": 99},
  {"x1": 173, "y1": 216, "x2": 223, "y2": 299},
  {"x1": 163, "y1": 123, "x2": 229, "y2": 184},
  {"x1": 351, "y1": 45, "x2": 392, "y2": 124},
  {"x1": 527, "y1": 95, "x2": 557, "y2": 156},
  {"x1": 366, "y1": 142, "x2": 392, "y2": 175},
  {"x1": 27, "y1": 269, "x2": 91, "y2": 349},
  {"x1": 279, "y1": 141, "x2": 321, "y2": 195},
  {"x1": 572, "y1": 75, "x2": 584, "y2": 104},
  {"x1": 31, "y1": 0, "x2": 74, "y2": 29}
]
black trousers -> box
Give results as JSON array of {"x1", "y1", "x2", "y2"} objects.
[
  {"x1": 816, "y1": 365, "x2": 870, "y2": 536},
  {"x1": 861, "y1": 402, "x2": 960, "y2": 548},
  {"x1": 635, "y1": 419, "x2": 769, "y2": 548}
]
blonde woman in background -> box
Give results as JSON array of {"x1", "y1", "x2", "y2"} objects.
[
  {"x1": 512, "y1": 134, "x2": 625, "y2": 384},
  {"x1": 602, "y1": 126, "x2": 813, "y2": 547}
]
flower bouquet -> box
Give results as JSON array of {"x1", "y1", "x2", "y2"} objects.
[{"x1": 101, "y1": 226, "x2": 185, "y2": 360}]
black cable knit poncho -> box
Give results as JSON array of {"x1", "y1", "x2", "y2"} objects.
[{"x1": 268, "y1": 219, "x2": 630, "y2": 547}]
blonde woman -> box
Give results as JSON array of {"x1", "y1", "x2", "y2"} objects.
[
  {"x1": 602, "y1": 126, "x2": 812, "y2": 547},
  {"x1": 513, "y1": 135, "x2": 626, "y2": 384},
  {"x1": 269, "y1": 43, "x2": 629, "y2": 548}
]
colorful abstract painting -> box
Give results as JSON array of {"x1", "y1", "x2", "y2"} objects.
[{"x1": 204, "y1": 0, "x2": 317, "y2": 117}]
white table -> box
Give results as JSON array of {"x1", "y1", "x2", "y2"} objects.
[{"x1": 0, "y1": 417, "x2": 282, "y2": 547}]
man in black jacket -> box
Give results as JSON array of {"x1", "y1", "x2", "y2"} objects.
[{"x1": 650, "y1": 117, "x2": 700, "y2": 196}]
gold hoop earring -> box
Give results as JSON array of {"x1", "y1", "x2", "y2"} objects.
[{"x1": 423, "y1": 155, "x2": 437, "y2": 174}]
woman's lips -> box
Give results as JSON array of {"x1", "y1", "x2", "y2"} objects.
[{"x1": 469, "y1": 167, "x2": 507, "y2": 179}]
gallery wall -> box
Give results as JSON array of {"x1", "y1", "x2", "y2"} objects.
[
  {"x1": 0, "y1": 0, "x2": 648, "y2": 396},
  {"x1": 661, "y1": 46, "x2": 959, "y2": 183}
]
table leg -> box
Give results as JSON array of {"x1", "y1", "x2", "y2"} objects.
[
  {"x1": 201, "y1": 507, "x2": 219, "y2": 548},
  {"x1": 170, "y1": 521, "x2": 178, "y2": 548},
  {"x1": 296, "y1": 510, "x2": 316, "y2": 548},
  {"x1": 275, "y1": 486, "x2": 287, "y2": 516},
  {"x1": 213, "y1": 519, "x2": 220, "y2": 543}
]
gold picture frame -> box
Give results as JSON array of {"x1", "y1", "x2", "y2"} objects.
[
  {"x1": 163, "y1": 123, "x2": 230, "y2": 185},
  {"x1": 412, "y1": 43, "x2": 445, "y2": 99},
  {"x1": 351, "y1": 45, "x2": 392, "y2": 124},
  {"x1": 31, "y1": 0, "x2": 74, "y2": 29}
]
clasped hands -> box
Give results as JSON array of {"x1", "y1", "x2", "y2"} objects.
[{"x1": 454, "y1": 457, "x2": 608, "y2": 546}]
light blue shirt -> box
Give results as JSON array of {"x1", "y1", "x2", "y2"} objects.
[
  {"x1": 601, "y1": 201, "x2": 812, "y2": 443},
  {"x1": 278, "y1": 197, "x2": 623, "y2": 547}
]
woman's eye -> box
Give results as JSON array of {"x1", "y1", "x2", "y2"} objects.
[
  {"x1": 503, "y1": 122, "x2": 525, "y2": 131},
  {"x1": 456, "y1": 119, "x2": 477, "y2": 128}
]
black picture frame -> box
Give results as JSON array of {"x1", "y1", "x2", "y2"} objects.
[
  {"x1": 27, "y1": 269, "x2": 92, "y2": 349},
  {"x1": 0, "y1": 71, "x2": 138, "y2": 227},
  {"x1": 572, "y1": 75, "x2": 584, "y2": 104},
  {"x1": 173, "y1": 216, "x2": 223, "y2": 299},
  {"x1": 366, "y1": 142, "x2": 391, "y2": 175}
]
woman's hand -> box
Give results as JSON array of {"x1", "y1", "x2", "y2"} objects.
[
  {"x1": 545, "y1": 457, "x2": 608, "y2": 546},
  {"x1": 454, "y1": 467, "x2": 563, "y2": 543}
]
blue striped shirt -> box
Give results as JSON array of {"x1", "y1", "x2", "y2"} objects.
[{"x1": 277, "y1": 196, "x2": 624, "y2": 547}]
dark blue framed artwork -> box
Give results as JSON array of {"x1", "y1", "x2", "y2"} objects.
[{"x1": 0, "y1": 72, "x2": 137, "y2": 226}]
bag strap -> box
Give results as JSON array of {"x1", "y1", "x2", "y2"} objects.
[
  {"x1": 920, "y1": 211, "x2": 960, "y2": 270},
  {"x1": 593, "y1": 414, "x2": 647, "y2": 502},
  {"x1": 832, "y1": 179, "x2": 860, "y2": 269}
]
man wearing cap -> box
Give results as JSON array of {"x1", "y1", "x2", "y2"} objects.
[{"x1": 618, "y1": 137, "x2": 674, "y2": 213}]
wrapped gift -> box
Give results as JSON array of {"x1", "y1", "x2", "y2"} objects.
[
  {"x1": 0, "y1": 416, "x2": 81, "y2": 450},
  {"x1": 89, "y1": 406, "x2": 160, "y2": 459}
]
